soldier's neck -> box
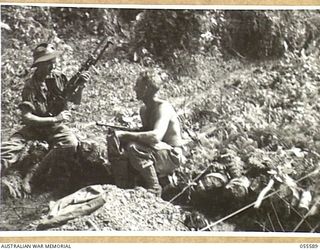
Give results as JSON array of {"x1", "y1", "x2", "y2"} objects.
[{"x1": 142, "y1": 95, "x2": 157, "y2": 107}]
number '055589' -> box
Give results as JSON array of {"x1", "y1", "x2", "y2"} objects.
[{"x1": 300, "y1": 244, "x2": 319, "y2": 248}]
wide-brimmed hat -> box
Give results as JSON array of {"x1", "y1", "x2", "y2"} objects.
[{"x1": 31, "y1": 43, "x2": 62, "y2": 68}]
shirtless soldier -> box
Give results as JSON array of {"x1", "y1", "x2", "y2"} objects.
[{"x1": 108, "y1": 70, "x2": 184, "y2": 197}]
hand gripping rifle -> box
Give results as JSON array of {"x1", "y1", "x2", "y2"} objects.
[
  {"x1": 97, "y1": 122, "x2": 140, "y2": 159},
  {"x1": 63, "y1": 37, "x2": 113, "y2": 99}
]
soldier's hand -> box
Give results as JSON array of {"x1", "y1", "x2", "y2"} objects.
[
  {"x1": 79, "y1": 71, "x2": 91, "y2": 84},
  {"x1": 55, "y1": 110, "x2": 72, "y2": 122},
  {"x1": 115, "y1": 130, "x2": 125, "y2": 138}
]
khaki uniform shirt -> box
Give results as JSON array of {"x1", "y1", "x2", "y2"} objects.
[{"x1": 19, "y1": 72, "x2": 69, "y2": 117}]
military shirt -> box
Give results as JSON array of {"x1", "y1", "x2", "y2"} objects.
[{"x1": 19, "y1": 72, "x2": 69, "y2": 117}]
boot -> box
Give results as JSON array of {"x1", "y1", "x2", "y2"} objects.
[
  {"x1": 139, "y1": 165, "x2": 162, "y2": 197},
  {"x1": 22, "y1": 163, "x2": 40, "y2": 194},
  {"x1": 111, "y1": 159, "x2": 130, "y2": 189}
]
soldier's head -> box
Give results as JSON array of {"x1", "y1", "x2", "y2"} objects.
[
  {"x1": 32, "y1": 43, "x2": 61, "y2": 76},
  {"x1": 134, "y1": 70, "x2": 162, "y2": 101}
]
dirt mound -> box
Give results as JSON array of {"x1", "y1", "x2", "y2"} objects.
[{"x1": 41, "y1": 185, "x2": 188, "y2": 231}]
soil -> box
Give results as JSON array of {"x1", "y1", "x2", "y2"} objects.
[
  {"x1": 0, "y1": 184, "x2": 235, "y2": 231},
  {"x1": 43, "y1": 185, "x2": 188, "y2": 231},
  {"x1": 1, "y1": 8, "x2": 320, "y2": 233}
]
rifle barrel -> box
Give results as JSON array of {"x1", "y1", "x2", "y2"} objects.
[
  {"x1": 95, "y1": 122, "x2": 138, "y2": 132},
  {"x1": 93, "y1": 36, "x2": 107, "y2": 54},
  {"x1": 94, "y1": 41, "x2": 113, "y2": 65}
]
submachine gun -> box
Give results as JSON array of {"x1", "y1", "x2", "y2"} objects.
[
  {"x1": 96, "y1": 121, "x2": 141, "y2": 133},
  {"x1": 63, "y1": 37, "x2": 114, "y2": 100}
]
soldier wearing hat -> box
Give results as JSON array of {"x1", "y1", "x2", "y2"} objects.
[
  {"x1": 107, "y1": 70, "x2": 185, "y2": 197},
  {"x1": 1, "y1": 43, "x2": 90, "y2": 194}
]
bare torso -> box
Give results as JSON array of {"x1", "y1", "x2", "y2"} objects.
[{"x1": 140, "y1": 99, "x2": 183, "y2": 147}]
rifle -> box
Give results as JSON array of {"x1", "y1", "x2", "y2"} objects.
[
  {"x1": 96, "y1": 121, "x2": 140, "y2": 132},
  {"x1": 63, "y1": 37, "x2": 113, "y2": 99}
]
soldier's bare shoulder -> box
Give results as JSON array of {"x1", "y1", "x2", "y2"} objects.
[{"x1": 155, "y1": 99, "x2": 174, "y2": 110}]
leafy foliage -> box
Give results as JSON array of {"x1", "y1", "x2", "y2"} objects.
[
  {"x1": 221, "y1": 10, "x2": 320, "y2": 59},
  {"x1": 1, "y1": 6, "x2": 320, "y2": 232}
]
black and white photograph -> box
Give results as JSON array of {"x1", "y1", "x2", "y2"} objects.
[{"x1": 1, "y1": 4, "x2": 320, "y2": 234}]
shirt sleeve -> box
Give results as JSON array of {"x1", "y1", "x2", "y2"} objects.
[
  {"x1": 18, "y1": 82, "x2": 36, "y2": 113},
  {"x1": 66, "y1": 74, "x2": 84, "y2": 105},
  {"x1": 57, "y1": 73, "x2": 69, "y2": 92}
]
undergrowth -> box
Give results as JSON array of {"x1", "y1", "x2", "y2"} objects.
[{"x1": 1, "y1": 6, "x2": 320, "y2": 232}]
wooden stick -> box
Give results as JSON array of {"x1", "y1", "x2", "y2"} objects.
[{"x1": 254, "y1": 178, "x2": 275, "y2": 209}]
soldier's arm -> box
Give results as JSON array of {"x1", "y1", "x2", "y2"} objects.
[
  {"x1": 19, "y1": 81, "x2": 69, "y2": 126},
  {"x1": 116, "y1": 102, "x2": 172, "y2": 145},
  {"x1": 67, "y1": 72, "x2": 90, "y2": 105},
  {"x1": 140, "y1": 106, "x2": 147, "y2": 129},
  {"x1": 68, "y1": 86, "x2": 85, "y2": 105},
  {"x1": 20, "y1": 106, "x2": 70, "y2": 126}
]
